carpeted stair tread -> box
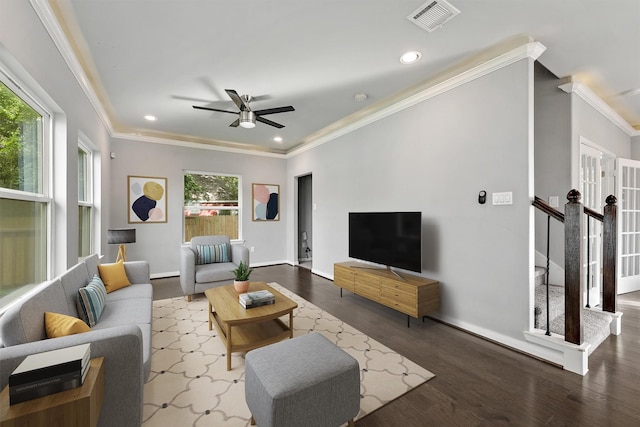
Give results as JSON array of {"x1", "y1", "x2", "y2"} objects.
[
  {"x1": 534, "y1": 284, "x2": 565, "y2": 328},
  {"x1": 534, "y1": 284, "x2": 612, "y2": 354}
]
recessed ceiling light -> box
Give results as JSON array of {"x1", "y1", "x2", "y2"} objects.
[
  {"x1": 144, "y1": 115, "x2": 157, "y2": 121},
  {"x1": 354, "y1": 92, "x2": 368, "y2": 102},
  {"x1": 273, "y1": 136, "x2": 283, "y2": 143},
  {"x1": 400, "y1": 51, "x2": 422, "y2": 64}
]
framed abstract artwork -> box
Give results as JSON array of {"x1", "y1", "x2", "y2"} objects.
[
  {"x1": 128, "y1": 175, "x2": 167, "y2": 223},
  {"x1": 252, "y1": 183, "x2": 279, "y2": 221}
]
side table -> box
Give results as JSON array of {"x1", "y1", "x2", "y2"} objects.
[{"x1": 0, "y1": 356, "x2": 104, "y2": 427}]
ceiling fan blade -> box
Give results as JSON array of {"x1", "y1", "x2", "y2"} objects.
[
  {"x1": 254, "y1": 106, "x2": 295, "y2": 116},
  {"x1": 193, "y1": 105, "x2": 237, "y2": 114},
  {"x1": 229, "y1": 118, "x2": 240, "y2": 127},
  {"x1": 256, "y1": 116, "x2": 285, "y2": 129},
  {"x1": 225, "y1": 89, "x2": 250, "y2": 111}
]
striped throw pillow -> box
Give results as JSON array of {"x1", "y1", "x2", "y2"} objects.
[
  {"x1": 76, "y1": 274, "x2": 107, "y2": 327},
  {"x1": 196, "y1": 243, "x2": 229, "y2": 265}
]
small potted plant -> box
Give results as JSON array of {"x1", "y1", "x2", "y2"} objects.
[{"x1": 232, "y1": 261, "x2": 253, "y2": 293}]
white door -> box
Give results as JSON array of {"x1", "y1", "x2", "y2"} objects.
[
  {"x1": 580, "y1": 144, "x2": 602, "y2": 306},
  {"x1": 617, "y1": 158, "x2": 640, "y2": 294}
]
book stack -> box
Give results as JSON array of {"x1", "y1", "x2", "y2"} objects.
[
  {"x1": 9, "y1": 343, "x2": 91, "y2": 405},
  {"x1": 239, "y1": 290, "x2": 275, "y2": 309}
]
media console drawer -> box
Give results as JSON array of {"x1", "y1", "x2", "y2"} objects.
[
  {"x1": 334, "y1": 264, "x2": 355, "y2": 292},
  {"x1": 333, "y1": 262, "x2": 439, "y2": 323}
]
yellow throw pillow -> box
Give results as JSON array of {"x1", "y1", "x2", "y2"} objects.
[
  {"x1": 98, "y1": 260, "x2": 131, "y2": 293},
  {"x1": 44, "y1": 312, "x2": 90, "y2": 338}
]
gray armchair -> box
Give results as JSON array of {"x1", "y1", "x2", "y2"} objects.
[{"x1": 180, "y1": 235, "x2": 250, "y2": 301}]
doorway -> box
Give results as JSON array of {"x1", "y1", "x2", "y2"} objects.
[
  {"x1": 580, "y1": 143, "x2": 603, "y2": 306},
  {"x1": 617, "y1": 158, "x2": 640, "y2": 294},
  {"x1": 297, "y1": 174, "x2": 313, "y2": 270}
]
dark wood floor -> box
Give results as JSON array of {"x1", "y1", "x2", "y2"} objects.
[{"x1": 153, "y1": 265, "x2": 640, "y2": 426}]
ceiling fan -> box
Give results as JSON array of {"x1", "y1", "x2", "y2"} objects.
[{"x1": 193, "y1": 89, "x2": 294, "y2": 129}]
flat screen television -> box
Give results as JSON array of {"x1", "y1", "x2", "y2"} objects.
[{"x1": 349, "y1": 212, "x2": 422, "y2": 273}]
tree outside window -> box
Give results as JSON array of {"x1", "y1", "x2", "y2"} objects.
[
  {"x1": 0, "y1": 79, "x2": 48, "y2": 304},
  {"x1": 183, "y1": 172, "x2": 240, "y2": 241}
]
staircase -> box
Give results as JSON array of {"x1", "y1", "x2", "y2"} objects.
[
  {"x1": 534, "y1": 271, "x2": 613, "y2": 355},
  {"x1": 528, "y1": 191, "x2": 622, "y2": 374}
]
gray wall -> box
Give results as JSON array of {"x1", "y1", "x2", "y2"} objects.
[
  {"x1": 533, "y1": 63, "x2": 571, "y2": 274},
  {"x1": 633, "y1": 135, "x2": 640, "y2": 160},
  {"x1": 534, "y1": 63, "x2": 635, "y2": 283},
  {"x1": 286, "y1": 58, "x2": 535, "y2": 346},
  {"x1": 571, "y1": 96, "x2": 631, "y2": 166},
  {"x1": 109, "y1": 139, "x2": 288, "y2": 275}
]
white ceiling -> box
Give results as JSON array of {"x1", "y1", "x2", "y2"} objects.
[{"x1": 47, "y1": 0, "x2": 640, "y2": 154}]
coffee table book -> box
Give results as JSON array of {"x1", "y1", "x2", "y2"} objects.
[
  {"x1": 9, "y1": 362, "x2": 90, "y2": 405},
  {"x1": 239, "y1": 290, "x2": 275, "y2": 309},
  {"x1": 9, "y1": 343, "x2": 90, "y2": 405}
]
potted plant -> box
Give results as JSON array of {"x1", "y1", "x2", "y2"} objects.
[{"x1": 231, "y1": 261, "x2": 253, "y2": 293}]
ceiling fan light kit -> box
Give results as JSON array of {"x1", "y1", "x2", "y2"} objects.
[{"x1": 239, "y1": 110, "x2": 256, "y2": 128}]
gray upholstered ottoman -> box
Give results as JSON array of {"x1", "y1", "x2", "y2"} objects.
[{"x1": 245, "y1": 332, "x2": 360, "y2": 427}]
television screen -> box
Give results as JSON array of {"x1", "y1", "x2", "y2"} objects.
[{"x1": 349, "y1": 212, "x2": 422, "y2": 272}]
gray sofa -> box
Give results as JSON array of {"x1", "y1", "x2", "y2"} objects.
[
  {"x1": 0, "y1": 254, "x2": 152, "y2": 427},
  {"x1": 179, "y1": 235, "x2": 249, "y2": 301}
]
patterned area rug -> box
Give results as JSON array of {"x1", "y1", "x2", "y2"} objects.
[{"x1": 143, "y1": 283, "x2": 435, "y2": 426}]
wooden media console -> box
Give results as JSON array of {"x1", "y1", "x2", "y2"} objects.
[{"x1": 334, "y1": 262, "x2": 439, "y2": 326}]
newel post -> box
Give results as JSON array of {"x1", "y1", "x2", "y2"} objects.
[
  {"x1": 602, "y1": 195, "x2": 618, "y2": 313},
  {"x1": 564, "y1": 189, "x2": 583, "y2": 345}
]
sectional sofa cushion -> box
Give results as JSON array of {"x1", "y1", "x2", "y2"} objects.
[
  {"x1": 0, "y1": 279, "x2": 70, "y2": 346},
  {"x1": 77, "y1": 275, "x2": 108, "y2": 327},
  {"x1": 44, "y1": 312, "x2": 90, "y2": 338}
]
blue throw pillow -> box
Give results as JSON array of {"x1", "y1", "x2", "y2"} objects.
[
  {"x1": 77, "y1": 274, "x2": 107, "y2": 327},
  {"x1": 196, "y1": 243, "x2": 229, "y2": 265}
]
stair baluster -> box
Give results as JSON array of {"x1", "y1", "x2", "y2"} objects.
[
  {"x1": 545, "y1": 215, "x2": 551, "y2": 336},
  {"x1": 586, "y1": 217, "x2": 591, "y2": 309}
]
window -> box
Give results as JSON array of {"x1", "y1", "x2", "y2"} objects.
[
  {"x1": 183, "y1": 172, "x2": 241, "y2": 242},
  {"x1": 0, "y1": 75, "x2": 50, "y2": 309},
  {"x1": 78, "y1": 140, "x2": 93, "y2": 258}
]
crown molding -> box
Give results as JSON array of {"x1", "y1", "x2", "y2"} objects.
[
  {"x1": 287, "y1": 41, "x2": 546, "y2": 158},
  {"x1": 30, "y1": 0, "x2": 113, "y2": 134},
  {"x1": 111, "y1": 131, "x2": 287, "y2": 159},
  {"x1": 559, "y1": 82, "x2": 640, "y2": 136}
]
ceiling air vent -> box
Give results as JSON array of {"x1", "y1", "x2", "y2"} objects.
[{"x1": 407, "y1": 0, "x2": 460, "y2": 33}]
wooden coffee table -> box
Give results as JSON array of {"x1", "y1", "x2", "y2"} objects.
[{"x1": 205, "y1": 282, "x2": 297, "y2": 370}]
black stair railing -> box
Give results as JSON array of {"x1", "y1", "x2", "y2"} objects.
[
  {"x1": 532, "y1": 196, "x2": 564, "y2": 336},
  {"x1": 532, "y1": 190, "x2": 617, "y2": 345}
]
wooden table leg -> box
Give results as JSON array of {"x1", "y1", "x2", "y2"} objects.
[
  {"x1": 289, "y1": 311, "x2": 294, "y2": 338},
  {"x1": 226, "y1": 323, "x2": 232, "y2": 371},
  {"x1": 208, "y1": 301, "x2": 213, "y2": 331}
]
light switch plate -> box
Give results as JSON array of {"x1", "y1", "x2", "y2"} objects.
[{"x1": 492, "y1": 192, "x2": 513, "y2": 205}]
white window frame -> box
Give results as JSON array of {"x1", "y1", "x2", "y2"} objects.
[
  {"x1": 78, "y1": 135, "x2": 94, "y2": 258},
  {"x1": 0, "y1": 62, "x2": 53, "y2": 312},
  {"x1": 183, "y1": 170, "x2": 243, "y2": 242}
]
